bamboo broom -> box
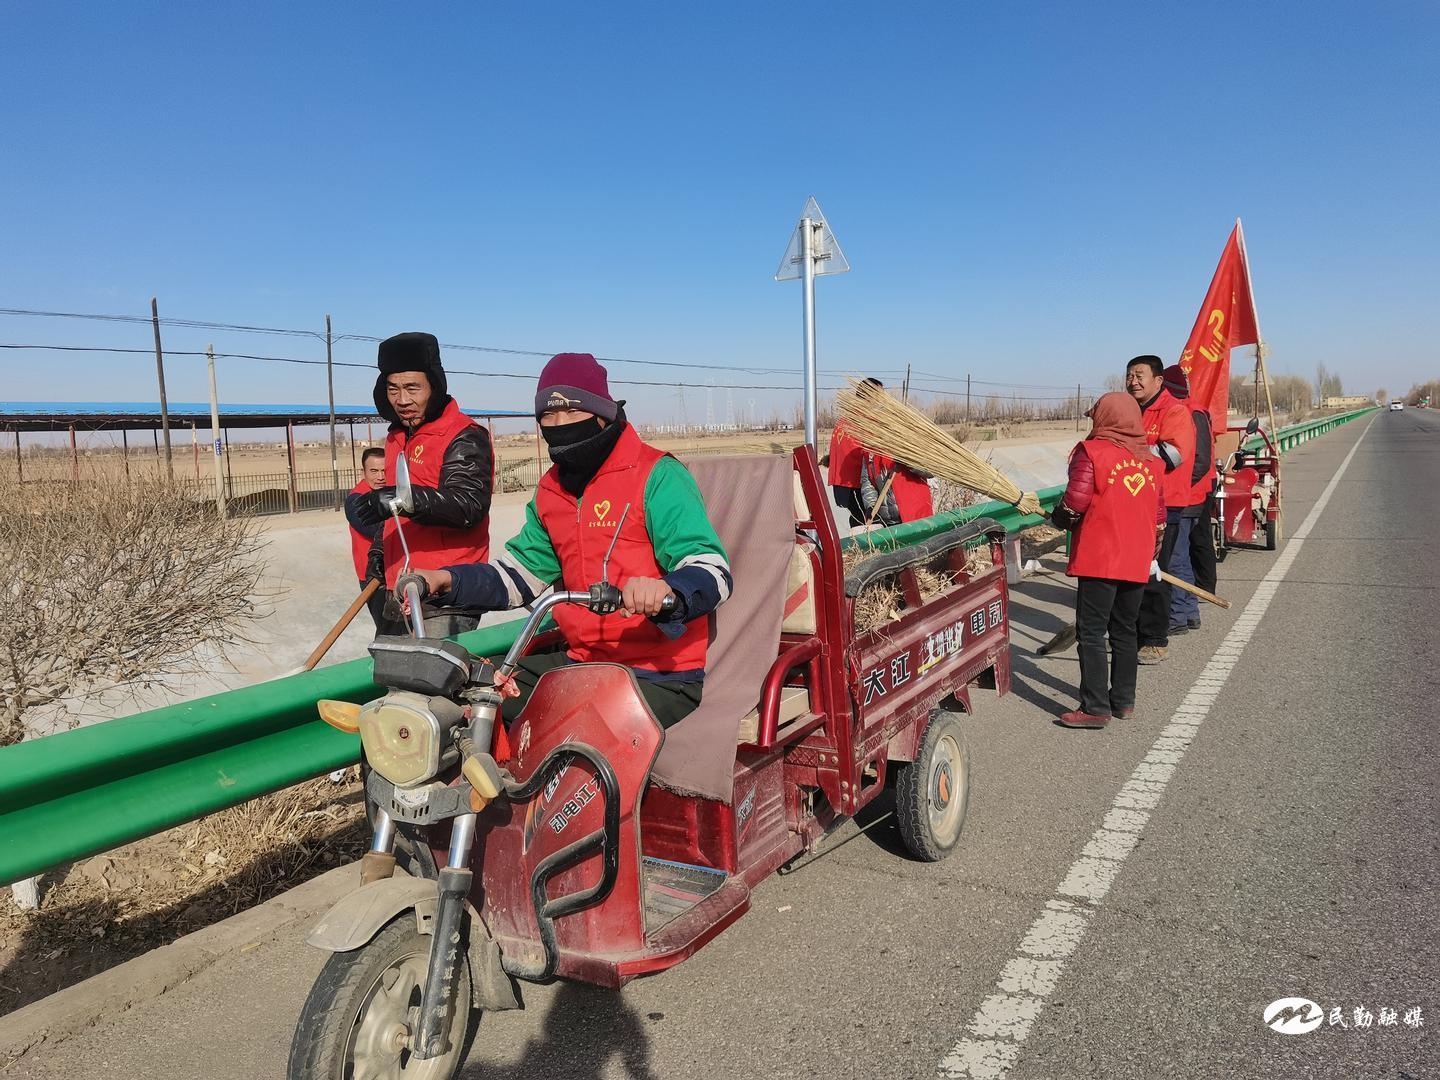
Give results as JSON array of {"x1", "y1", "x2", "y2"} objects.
[{"x1": 838, "y1": 379, "x2": 1043, "y2": 516}]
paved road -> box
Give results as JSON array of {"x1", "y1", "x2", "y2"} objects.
[{"x1": 10, "y1": 410, "x2": 1437, "y2": 1079}]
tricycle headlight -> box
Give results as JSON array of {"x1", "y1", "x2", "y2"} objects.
[{"x1": 358, "y1": 691, "x2": 444, "y2": 788}]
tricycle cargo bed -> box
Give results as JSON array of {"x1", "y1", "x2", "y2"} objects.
[{"x1": 847, "y1": 519, "x2": 1012, "y2": 764}]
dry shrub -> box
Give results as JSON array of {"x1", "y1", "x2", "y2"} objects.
[{"x1": 0, "y1": 474, "x2": 263, "y2": 745}]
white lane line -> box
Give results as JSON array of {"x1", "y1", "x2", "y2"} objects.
[{"x1": 938, "y1": 419, "x2": 1374, "y2": 1079}]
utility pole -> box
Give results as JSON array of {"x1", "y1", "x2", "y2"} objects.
[
  {"x1": 966, "y1": 374, "x2": 971, "y2": 426},
  {"x1": 326, "y1": 313, "x2": 339, "y2": 510},
  {"x1": 207, "y1": 345, "x2": 226, "y2": 518},
  {"x1": 151, "y1": 297, "x2": 173, "y2": 481},
  {"x1": 1075, "y1": 384, "x2": 1082, "y2": 430}
]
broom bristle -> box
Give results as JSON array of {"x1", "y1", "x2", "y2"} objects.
[{"x1": 839, "y1": 380, "x2": 1042, "y2": 516}]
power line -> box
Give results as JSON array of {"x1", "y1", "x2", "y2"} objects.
[
  {"x1": 0, "y1": 306, "x2": 1101, "y2": 392},
  {"x1": 0, "y1": 342, "x2": 1093, "y2": 400},
  {"x1": 0, "y1": 307, "x2": 882, "y2": 378}
]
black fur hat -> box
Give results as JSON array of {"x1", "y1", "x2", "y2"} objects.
[{"x1": 374, "y1": 332, "x2": 450, "y2": 427}]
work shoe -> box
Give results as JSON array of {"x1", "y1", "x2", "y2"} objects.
[
  {"x1": 1187, "y1": 617, "x2": 1202, "y2": 630},
  {"x1": 1138, "y1": 646, "x2": 1168, "y2": 665},
  {"x1": 1058, "y1": 710, "x2": 1111, "y2": 729},
  {"x1": 1168, "y1": 623, "x2": 1189, "y2": 636},
  {"x1": 1112, "y1": 706, "x2": 1135, "y2": 719}
]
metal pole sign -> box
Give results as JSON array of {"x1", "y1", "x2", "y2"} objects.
[{"x1": 775, "y1": 196, "x2": 849, "y2": 447}]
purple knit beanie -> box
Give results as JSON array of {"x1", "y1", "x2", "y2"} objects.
[{"x1": 535, "y1": 353, "x2": 618, "y2": 421}]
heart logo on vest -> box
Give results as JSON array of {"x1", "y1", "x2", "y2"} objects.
[
  {"x1": 409, "y1": 443, "x2": 424, "y2": 462},
  {"x1": 1123, "y1": 472, "x2": 1146, "y2": 496},
  {"x1": 594, "y1": 499, "x2": 612, "y2": 521}
]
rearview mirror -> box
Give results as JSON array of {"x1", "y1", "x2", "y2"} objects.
[
  {"x1": 1245, "y1": 417, "x2": 1260, "y2": 435},
  {"x1": 392, "y1": 453, "x2": 415, "y2": 515}
]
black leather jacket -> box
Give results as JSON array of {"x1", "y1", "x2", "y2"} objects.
[{"x1": 407, "y1": 424, "x2": 493, "y2": 529}]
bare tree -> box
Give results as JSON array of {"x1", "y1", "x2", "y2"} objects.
[
  {"x1": 1404, "y1": 380, "x2": 1440, "y2": 406},
  {"x1": 1314, "y1": 362, "x2": 1343, "y2": 405},
  {"x1": 0, "y1": 475, "x2": 263, "y2": 748},
  {"x1": 1271, "y1": 375, "x2": 1315, "y2": 421},
  {"x1": 1229, "y1": 374, "x2": 1252, "y2": 413},
  {"x1": 1102, "y1": 374, "x2": 1126, "y2": 393}
]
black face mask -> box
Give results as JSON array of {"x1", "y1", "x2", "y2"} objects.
[
  {"x1": 542, "y1": 406, "x2": 627, "y2": 496},
  {"x1": 540, "y1": 416, "x2": 603, "y2": 449}
]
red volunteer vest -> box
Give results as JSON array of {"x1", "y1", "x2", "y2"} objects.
[
  {"x1": 1141, "y1": 389, "x2": 1194, "y2": 510},
  {"x1": 1067, "y1": 440, "x2": 1160, "y2": 584},
  {"x1": 534, "y1": 425, "x2": 709, "y2": 674},
  {"x1": 348, "y1": 479, "x2": 372, "y2": 581},
  {"x1": 381, "y1": 399, "x2": 491, "y2": 588},
  {"x1": 827, "y1": 420, "x2": 864, "y2": 487}
]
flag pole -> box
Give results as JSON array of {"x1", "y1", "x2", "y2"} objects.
[{"x1": 1235, "y1": 218, "x2": 1277, "y2": 438}]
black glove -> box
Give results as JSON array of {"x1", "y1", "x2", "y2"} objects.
[
  {"x1": 1050, "y1": 502, "x2": 1082, "y2": 530},
  {"x1": 364, "y1": 545, "x2": 385, "y2": 586},
  {"x1": 369, "y1": 486, "x2": 399, "y2": 519}
]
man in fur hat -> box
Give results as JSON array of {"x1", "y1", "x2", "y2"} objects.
[{"x1": 362, "y1": 331, "x2": 494, "y2": 636}]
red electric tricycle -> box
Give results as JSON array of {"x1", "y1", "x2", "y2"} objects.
[
  {"x1": 289, "y1": 446, "x2": 1013, "y2": 1079},
  {"x1": 1212, "y1": 417, "x2": 1282, "y2": 557}
]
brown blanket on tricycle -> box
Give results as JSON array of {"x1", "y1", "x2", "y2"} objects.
[{"x1": 649, "y1": 454, "x2": 795, "y2": 802}]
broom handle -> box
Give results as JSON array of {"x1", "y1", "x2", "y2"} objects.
[
  {"x1": 1157, "y1": 570, "x2": 1230, "y2": 609},
  {"x1": 303, "y1": 580, "x2": 381, "y2": 670},
  {"x1": 863, "y1": 472, "x2": 898, "y2": 529}
]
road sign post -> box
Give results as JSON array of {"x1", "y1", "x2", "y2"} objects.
[{"x1": 775, "y1": 196, "x2": 849, "y2": 448}]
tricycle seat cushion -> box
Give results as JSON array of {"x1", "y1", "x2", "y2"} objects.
[
  {"x1": 782, "y1": 540, "x2": 817, "y2": 635},
  {"x1": 651, "y1": 454, "x2": 795, "y2": 802}
]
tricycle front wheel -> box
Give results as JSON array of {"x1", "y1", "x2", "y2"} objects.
[
  {"x1": 895, "y1": 710, "x2": 971, "y2": 862},
  {"x1": 288, "y1": 915, "x2": 475, "y2": 1080}
]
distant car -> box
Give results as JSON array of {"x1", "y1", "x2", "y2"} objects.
[{"x1": 1390, "y1": 399, "x2": 1405, "y2": 411}]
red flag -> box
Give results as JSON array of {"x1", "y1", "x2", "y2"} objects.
[{"x1": 1178, "y1": 224, "x2": 1259, "y2": 432}]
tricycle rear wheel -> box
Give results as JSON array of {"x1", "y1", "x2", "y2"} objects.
[
  {"x1": 895, "y1": 710, "x2": 971, "y2": 862},
  {"x1": 288, "y1": 914, "x2": 475, "y2": 1080},
  {"x1": 1265, "y1": 514, "x2": 1281, "y2": 550}
]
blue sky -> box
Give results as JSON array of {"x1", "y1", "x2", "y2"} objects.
[{"x1": 2, "y1": 1, "x2": 1436, "y2": 427}]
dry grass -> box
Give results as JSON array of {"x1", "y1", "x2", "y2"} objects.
[
  {"x1": 845, "y1": 544, "x2": 991, "y2": 634},
  {"x1": 0, "y1": 775, "x2": 369, "y2": 1015}
]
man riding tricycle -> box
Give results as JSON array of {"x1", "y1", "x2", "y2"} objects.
[{"x1": 288, "y1": 356, "x2": 1013, "y2": 1079}]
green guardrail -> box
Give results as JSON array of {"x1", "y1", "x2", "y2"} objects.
[
  {"x1": 840, "y1": 484, "x2": 1067, "y2": 554},
  {"x1": 0, "y1": 406, "x2": 1380, "y2": 887},
  {"x1": 0, "y1": 619, "x2": 534, "y2": 886},
  {"x1": 1259, "y1": 406, "x2": 1377, "y2": 452}
]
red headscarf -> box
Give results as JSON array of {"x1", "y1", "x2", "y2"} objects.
[{"x1": 1086, "y1": 391, "x2": 1149, "y2": 458}]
